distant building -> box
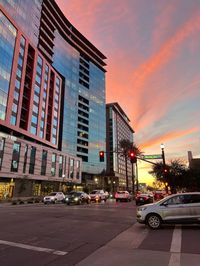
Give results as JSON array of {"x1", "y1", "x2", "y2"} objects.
[
  {"x1": 106, "y1": 103, "x2": 135, "y2": 191},
  {"x1": 188, "y1": 151, "x2": 200, "y2": 171},
  {"x1": 0, "y1": 0, "x2": 106, "y2": 199}
]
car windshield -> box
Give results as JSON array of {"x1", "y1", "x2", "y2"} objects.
[
  {"x1": 49, "y1": 192, "x2": 57, "y2": 196},
  {"x1": 117, "y1": 191, "x2": 126, "y2": 194},
  {"x1": 68, "y1": 192, "x2": 82, "y2": 196},
  {"x1": 90, "y1": 191, "x2": 98, "y2": 194}
]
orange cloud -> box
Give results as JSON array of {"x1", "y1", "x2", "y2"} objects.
[{"x1": 140, "y1": 126, "x2": 200, "y2": 150}]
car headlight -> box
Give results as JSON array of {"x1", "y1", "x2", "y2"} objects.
[
  {"x1": 74, "y1": 197, "x2": 79, "y2": 201},
  {"x1": 138, "y1": 206, "x2": 148, "y2": 211},
  {"x1": 65, "y1": 198, "x2": 69, "y2": 201}
]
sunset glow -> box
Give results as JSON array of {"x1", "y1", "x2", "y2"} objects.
[{"x1": 56, "y1": 0, "x2": 200, "y2": 185}]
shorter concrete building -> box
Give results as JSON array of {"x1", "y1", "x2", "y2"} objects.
[
  {"x1": 188, "y1": 151, "x2": 200, "y2": 171},
  {"x1": 106, "y1": 103, "x2": 135, "y2": 192},
  {"x1": 0, "y1": 132, "x2": 82, "y2": 200}
]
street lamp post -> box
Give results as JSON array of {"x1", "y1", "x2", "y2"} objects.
[
  {"x1": 160, "y1": 143, "x2": 166, "y2": 166},
  {"x1": 160, "y1": 143, "x2": 168, "y2": 194},
  {"x1": 131, "y1": 162, "x2": 135, "y2": 195}
]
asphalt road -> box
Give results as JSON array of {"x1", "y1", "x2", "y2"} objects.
[
  {"x1": 0, "y1": 200, "x2": 136, "y2": 266},
  {"x1": 1, "y1": 200, "x2": 200, "y2": 266}
]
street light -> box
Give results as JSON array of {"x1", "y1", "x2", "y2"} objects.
[
  {"x1": 161, "y1": 143, "x2": 168, "y2": 194},
  {"x1": 160, "y1": 143, "x2": 166, "y2": 166}
]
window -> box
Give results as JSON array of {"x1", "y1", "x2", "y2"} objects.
[
  {"x1": 0, "y1": 138, "x2": 5, "y2": 170},
  {"x1": 51, "y1": 153, "x2": 56, "y2": 176},
  {"x1": 59, "y1": 155, "x2": 63, "y2": 177},
  {"x1": 69, "y1": 158, "x2": 74, "y2": 179},
  {"x1": 41, "y1": 150, "x2": 47, "y2": 175},
  {"x1": 76, "y1": 160, "x2": 80, "y2": 179},
  {"x1": 23, "y1": 145, "x2": 28, "y2": 173},
  {"x1": 11, "y1": 142, "x2": 21, "y2": 172},
  {"x1": 29, "y1": 146, "x2": 36, "y2": 174}
]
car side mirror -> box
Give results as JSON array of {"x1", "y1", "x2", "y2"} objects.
[{"x1": 162, "y1": 202, "x2": 168, "y2": 207}]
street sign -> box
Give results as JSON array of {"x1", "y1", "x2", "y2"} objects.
[{"x1": 143, "y1": 154, "x2": 162, "y2": 160}]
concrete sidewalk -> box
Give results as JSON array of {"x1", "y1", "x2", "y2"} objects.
[{"x1": 76, "y1": 223, "x2": 200, "y2": 266}]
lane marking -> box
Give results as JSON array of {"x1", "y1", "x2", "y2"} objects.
[
  {"x1": 170, "y1": 225, "x2": 182, "y2": 253},
  {"x1": 169, "y1": 225, "x2": 182, "y2": 266},
  {"x1": 0, "y1": 239, "x2": 68, "y2": 256}
]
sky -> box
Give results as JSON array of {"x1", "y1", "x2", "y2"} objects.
[{"x1": 56, "y1": 0, "x2": 200, "y2": 185}]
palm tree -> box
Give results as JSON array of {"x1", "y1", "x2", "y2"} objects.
[
  {"x1": 149, "y1": 159, "x2": 187, "y2": 193},
  {"x1": 119, "y1": 139, "x2": 143, "y2": 192}
]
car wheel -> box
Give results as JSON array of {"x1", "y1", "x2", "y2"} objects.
[{"x1": 146, "y1": 214, "x2": 162, "y2": 229}]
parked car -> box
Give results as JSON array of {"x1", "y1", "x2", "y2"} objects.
[
  {"x1": 135, "y1": 193, "x2": 154, "y2": 206},
  {"x1": 43, "y1": 192, "x2": 65, "y2": 204},
  {"x1": 89, "y1": 190, "x2": 107, "y2": 202},
  {"x1": 115, "y1": 191, "x2": 132, "y2": 202},
  {"x1": 153, "y1": 190, "x2": 165, "y2": 200},
  {"x1": 64, "y1": 191, "x2": 91, "y2": 205},
  {"x1": 137, "y1": 192, "x2": 200, "y2": 229}
]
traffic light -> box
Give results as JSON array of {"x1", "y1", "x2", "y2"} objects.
[
  {"x1": 129, "y1": 151, "x2": 137, "y2": 163},
  {"x1": 99, "y1": 151, "x2": 104, "y2": 162},
  {"x1": 163, "y1": 166, "x2": 169, "y2": 175}
]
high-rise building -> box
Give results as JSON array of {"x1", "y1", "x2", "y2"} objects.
[
  {"x1": 106, "y1": 103, "x2": 134, "y2": 191},
  {"x1": 0, "y1": 0, "x2": 106, "y2": 199}
]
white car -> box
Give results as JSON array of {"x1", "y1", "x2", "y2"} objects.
[
  {"x1": 115, "y1": 191, "x2": 132, "y2": 202},
  {"x1": 89, "y1": 190, "x2": 107, "y2": 202},
  {"x1": 43, "y1": 192, "x2": 65, "y2": 204}
]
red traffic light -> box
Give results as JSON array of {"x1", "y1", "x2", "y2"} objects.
[
  {"x1": 99, "y1": 151, "x2": 104, "y2": 162},
  {"x1": 129, "y1": 151, "x2": 137, "y2": 163}
]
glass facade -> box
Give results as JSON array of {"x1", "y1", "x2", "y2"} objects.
[
  {"x1": 0, "y1": 0, "x2": 42, "y2": 47},
  {"x1": 31, "y1": 55, "x2": 43, "y2": 135},
  {"x1": 10, "y1": 36, "x2": 26, "y2": 125},
  {"x1": 53, "y1": 32, "x2": 106, "y2": 175},
  {"x1": 0, "y1": 10, "x2": 16, "y2": 120}
]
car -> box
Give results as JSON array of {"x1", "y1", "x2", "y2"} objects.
[
  {"x1": 89, "y1": 190, "x2": 107, "y2": 202},
  {"x1": 135, "y1": 193, "x2": 154, "y2": 206},
  {"x1": 64, "y1": 191, "x2": 91, "y2": 205},
  {"x1": 153, "y1": 190, "x2": 165, "y2": 200},
  {"x1": 136, "y1": 192, "x2": 200, "y2": 229},
  {"x1": 115, "y1": 191, "x2": 132, "y2": 202},
  {"x1": 43, "y1": 192, "x2": 65, "y2": 204}
]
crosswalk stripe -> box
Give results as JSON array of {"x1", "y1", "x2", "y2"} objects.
[
  {"x1": 0, "y1": 239, "x2": 68, "y2": 256},
  {"x1": 169, "y1": 225, "x2": 182, "y2": 266}
]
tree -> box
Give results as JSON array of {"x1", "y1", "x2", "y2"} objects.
[
  {"x1": 149, "y1": 159, "x2": 187, "y2": 193},
  {"x1": 119, "y1": 139, "x2": 143, "y2": 192}
]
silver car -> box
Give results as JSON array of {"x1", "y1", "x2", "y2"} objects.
[
  {"x1": 136, "y1": 192, "x2": 200, "y2": 229},
  {"x1": 43, "y1": 192, "x2": 65, "y2": 204}
]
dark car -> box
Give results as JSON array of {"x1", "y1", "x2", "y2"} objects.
[
  {"x1": 135, "y1": 193, "x2": 154, "y2": 206},
  {"x1": 64, "y1": 191, "x2": 91, "y2": 205}
]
